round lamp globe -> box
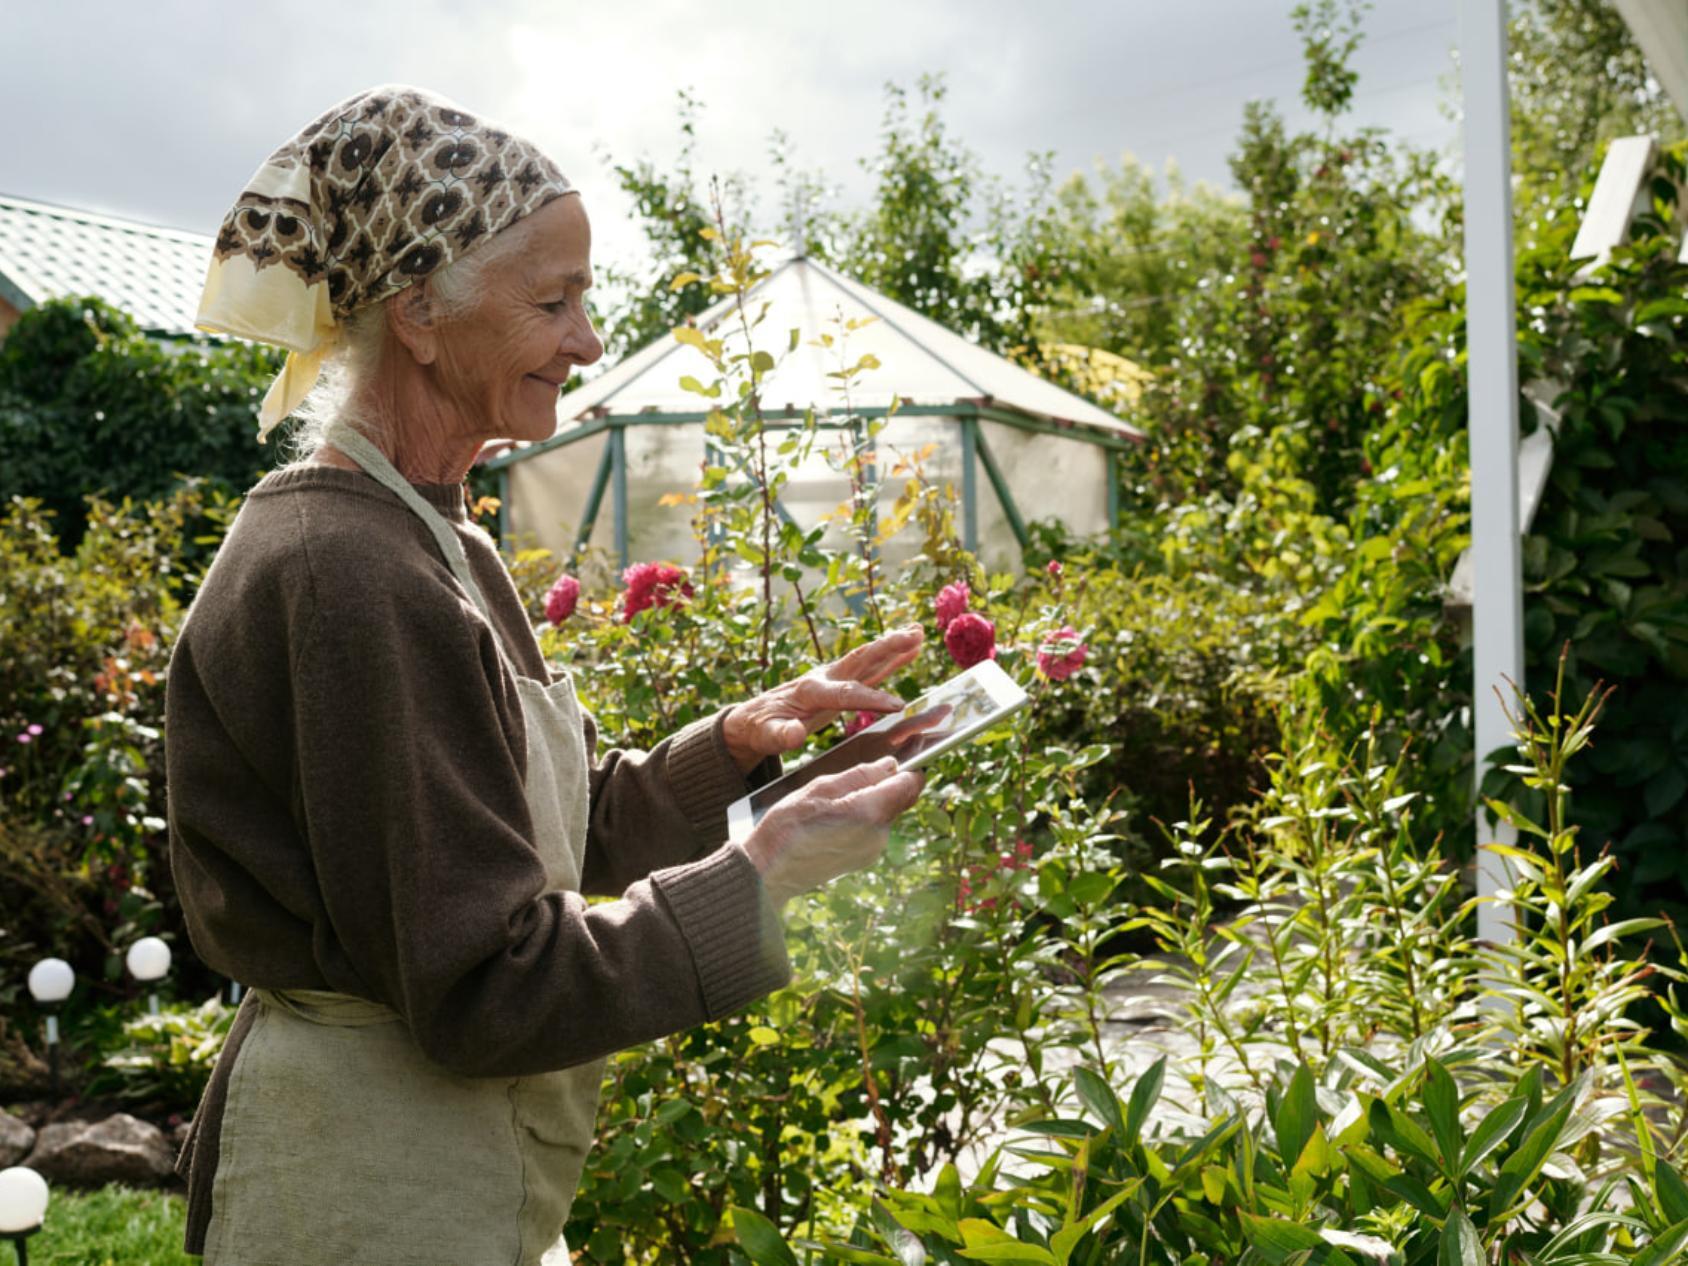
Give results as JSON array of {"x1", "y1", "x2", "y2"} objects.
[
  {"x1": 125, "y1": 937, "x2": 172, "y2": 983},
  {"x1": 26, "y1": 958, "x2": 74, "y2": 1004},
  {"x1": 0, "y1": 1166, "x2": 48, "y2": 1234}
]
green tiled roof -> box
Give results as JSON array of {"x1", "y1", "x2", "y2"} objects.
[{"x1": 0, "y1": 192, "x2": 213, "y2": 336}]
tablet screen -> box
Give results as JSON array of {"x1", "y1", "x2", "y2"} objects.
[{"x1": 740, "y1": 668, "x2": 1010, "y2": 826}]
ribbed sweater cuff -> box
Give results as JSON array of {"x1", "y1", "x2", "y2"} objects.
[
  {"x1": 665, "y1": 710, "x2": 781, "y2": 849},
  {"x1": 651, "y1": 844, "x2": 792, "y2": 1020}
]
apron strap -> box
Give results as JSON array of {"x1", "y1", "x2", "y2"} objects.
[{"x1": 323, "y1": 421, "x2": 494, "y2": 624}]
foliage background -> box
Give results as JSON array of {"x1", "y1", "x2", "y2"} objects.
[{"x1": 1, "y1": 1, "x2": 1686, "y2": 1259}]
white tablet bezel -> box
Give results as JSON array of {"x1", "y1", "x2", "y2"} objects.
[{"x1": 725, "y1": 659, "x2": 1029, "y2": 843}]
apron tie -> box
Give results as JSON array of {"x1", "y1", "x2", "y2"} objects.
[{"x1": 252, "y1": 987, "x2": 402, "y2": 1027}]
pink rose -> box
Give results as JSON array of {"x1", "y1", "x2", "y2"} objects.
[
  {"x1": 934, "y1": 582, "x2": 971, "y2": 630},
  {"x1": 843, "y1": 710, "x2": 877, "y2": 738},
  {"x1": 623, "y1": 562, "x2": 694, "y2": 622},
  {"x1": 956, "y1": 862, "x2": 997, "y2": 913},
  {"x1": 1036, "y1": 626, "x2": 1087, "y2": 681},
  {"x1": 544, "y1": 575, "x2": 580, "y2": 626},
  {"x1": 1046, "y1": 559, "x2": 1062, "y2": 579},
  {"x1": 944, "y1": 612, "x2": 996, "y2": 669}
]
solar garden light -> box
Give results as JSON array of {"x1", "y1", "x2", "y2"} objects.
[
  {"x1": 0, "y1": 1166, "x2": 49, "y2": 1266},
  {"x1": 125, "y1": 937, "x2": 171, "y2": 1016},
  {"x1": 24, "y1": 959, "x2": 72, "y2": 1099}
]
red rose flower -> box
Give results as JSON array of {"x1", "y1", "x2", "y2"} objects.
[
  {"x1": 544, "y1": 575, "x2": 580, "y2": 626},
  {"x1": 934, "y1": 581, "x2": 970, "y2": 630},
  {"x1": 623, "y1": 562, "x2": 693, "y2": 622},
  {"x1": 1036, "y1": 626, "x2": 1087, "y2": 681},
  {"x1": 1046, "y1": 559, "x2": 1062, "y2": 579},
  {"x1": 944, "y1": 612, "x2": 996, "y2": 669}
]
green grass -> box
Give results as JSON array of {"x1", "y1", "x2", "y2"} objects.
[{"x1": 20, "y1": 1185, "x2": 192, "y2": 1266}]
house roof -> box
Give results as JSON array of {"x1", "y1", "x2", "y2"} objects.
[
  {"x1": 494, "y1": 255, "x2": 1141, "y2": 466},
  {"x1": 0, "y1": 192, "x2": 212, "y2": 335}
]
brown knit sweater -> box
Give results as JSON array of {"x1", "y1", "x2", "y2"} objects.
[{"x1": 165, "y1": 464, "x2": 790, "y2": 1254}]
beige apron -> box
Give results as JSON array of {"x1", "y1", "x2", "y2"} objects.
[{"x1": 204, "y1": 424, "x2": 604, "y2": 1266}]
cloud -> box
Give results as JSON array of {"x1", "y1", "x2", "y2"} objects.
[{"x1": 1, "y1": 0, "x2": 1458, "y2": 277}]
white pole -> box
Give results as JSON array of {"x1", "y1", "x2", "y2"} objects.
[{"x1": 1461, "y1": 0, "x2": 1523, "y2": 947}]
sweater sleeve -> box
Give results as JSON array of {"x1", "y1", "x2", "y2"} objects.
[
  {"x1": 578, "y1": 709, "x2": 783, "y2": 896},
  {"x1": 291, "y1": 566, "x2": 790, "y2": 1078}
]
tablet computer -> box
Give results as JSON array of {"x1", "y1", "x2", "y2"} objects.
[{"x1": 726, "y1": 658, "x2": 1030, "y2": 843}]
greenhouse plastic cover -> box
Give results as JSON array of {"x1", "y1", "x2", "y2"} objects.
[{"x1": 538, "y1": 256, "x2": 1140, "y2": 439}]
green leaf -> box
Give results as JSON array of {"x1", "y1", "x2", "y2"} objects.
[
  {"x1": 1635, "y1": 1217, "x2": 1688, "y2": 1266},
  {"x1": 1369, "y1": 1098, "x2": 1440, "y2": 1170},
  {"x1": 731, "y1": 1205, "x2": 799, "y2": 1266},
  {"x1": 1422, "y1": 1058, "x2": 1461, "y2": 1172},
  {"x1": 1385, "y1": 1172, "x2": 1447, "y2": 1219},
  {"x1": 1293, "y1": 1122, "x2": 1335, "y2": 1178},
  {"x1": 1074, "y1": 1066, "x2": 1125, "y2": 1138},
  {"x1": 801, "y1": 1243, "x2": 901, "y2": 1265},
  {"x1": 1124, "y1": 1055, "x2": 1166, "y2": 1147},
  {"x1": 1240, "y1": 1213, "x2": 1357, "y2": 1266},
  {"x1": 934, "y1": 1162, "x2": 963, "y2": 1222},
  {"x1": 1488, "y1": 1093, "x2": 1576, "y2": 1222},
  {"x1": 1657, "y1": 1164, "x2": 1688, "y2": 1224},
  {"x1": 1274, "y1": 1064, "x2": 1318, "y2": 1170},
  {"x1": 956, "y1": 1219, "x2": 1057, "y2": 1263},
  {"x1": 1458, "y1": 1096, "x2": 1527, "y2": 1177},
  {"x1": 653, "y1": 1097, "x2": 695, "y2": 1124},
  {"x1": 649, "y1": 1165, "x2": 689, "y2": 1202},
  {"x1": 747, "y1": 1026, "x2": 781, "y2": 1046},
  {"x1": 1343, "y1": 1144, "x2": 1401, "y2": 1189},
  {"x1": 1633, "y1": 296, "x2": 1688, "y2": 323},
  {"x1": 1581, "y1": 917, "x2": 1666, "y2": 957},
  {"x1": 1049, "y1": 1182, "x2": 1139, "y2": 1265},
  {"x1": 1439, "y1": 1209, "x2": 1482, "y2": 1266},
  {"x1": 870, "y1": 1200, "x2": 932, "y2": 1263},
  {"x1": 1645, "y1": 765, "x2": 1688, "y2": 817},
  {"x1": 1066, "y1": 872, "x2": 1117, "y2": 906}
]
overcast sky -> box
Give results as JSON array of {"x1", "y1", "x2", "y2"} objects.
[{"x1": 3, "y1": 0, "x2": 1461, "y2": 272}]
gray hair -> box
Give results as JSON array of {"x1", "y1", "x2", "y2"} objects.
[{"x1": 285, "y1": 211, "x2": 546, "y2": 459}]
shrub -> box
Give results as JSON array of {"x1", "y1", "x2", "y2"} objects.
[
  {"x1": 0, "y1": 488, "x2": 235, "y2": 1098},
  {"x1": 0, "y1": 296, "x2": 279, "y2": 545},
  {"x1": 737, "y1": 672, "x2": 1688, "y2": 1264}
]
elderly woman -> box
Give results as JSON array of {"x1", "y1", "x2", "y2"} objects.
[{"x1": 167, "y1": 85, "x2": 924, "y2": 1265}]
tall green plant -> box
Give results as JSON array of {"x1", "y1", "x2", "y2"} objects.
[{"x1": 1478, "y1": 651, "x2": 1669, "y2": 1090}]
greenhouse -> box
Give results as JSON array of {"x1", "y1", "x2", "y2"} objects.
[{"x1": 485, "y1": 254, "x2": 1143, "y2": 572}]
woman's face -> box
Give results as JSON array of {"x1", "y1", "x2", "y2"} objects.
[{"x1": 431, "y1": 195, "x2": 604, "y2": 444}]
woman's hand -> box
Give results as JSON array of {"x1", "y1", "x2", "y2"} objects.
[
  {"x1": 739, "y1": 758, "x2": 924, "y2": 907},
  {"x1": 721, "y1": 626, "x2": 925, "y2": 774}
]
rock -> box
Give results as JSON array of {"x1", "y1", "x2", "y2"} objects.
[
  {"x1": 23, "y1": 1113, "x2": 176, "y2": 1187},
  {"x1": 0, "y1": 1111, "x2": 33, "y2": 1165},
  {"x1": 171, "y1": 1119, "x2": 193, "y2": 1153}
]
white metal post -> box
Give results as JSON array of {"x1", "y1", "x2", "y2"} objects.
[{"x1": 1461, "y1": 0, "x2": 1524, "y2": 946}]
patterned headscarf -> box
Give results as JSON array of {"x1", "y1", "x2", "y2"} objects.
[{"x1": 196, "y1": 84, "x2": 576, "y2": 441}]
